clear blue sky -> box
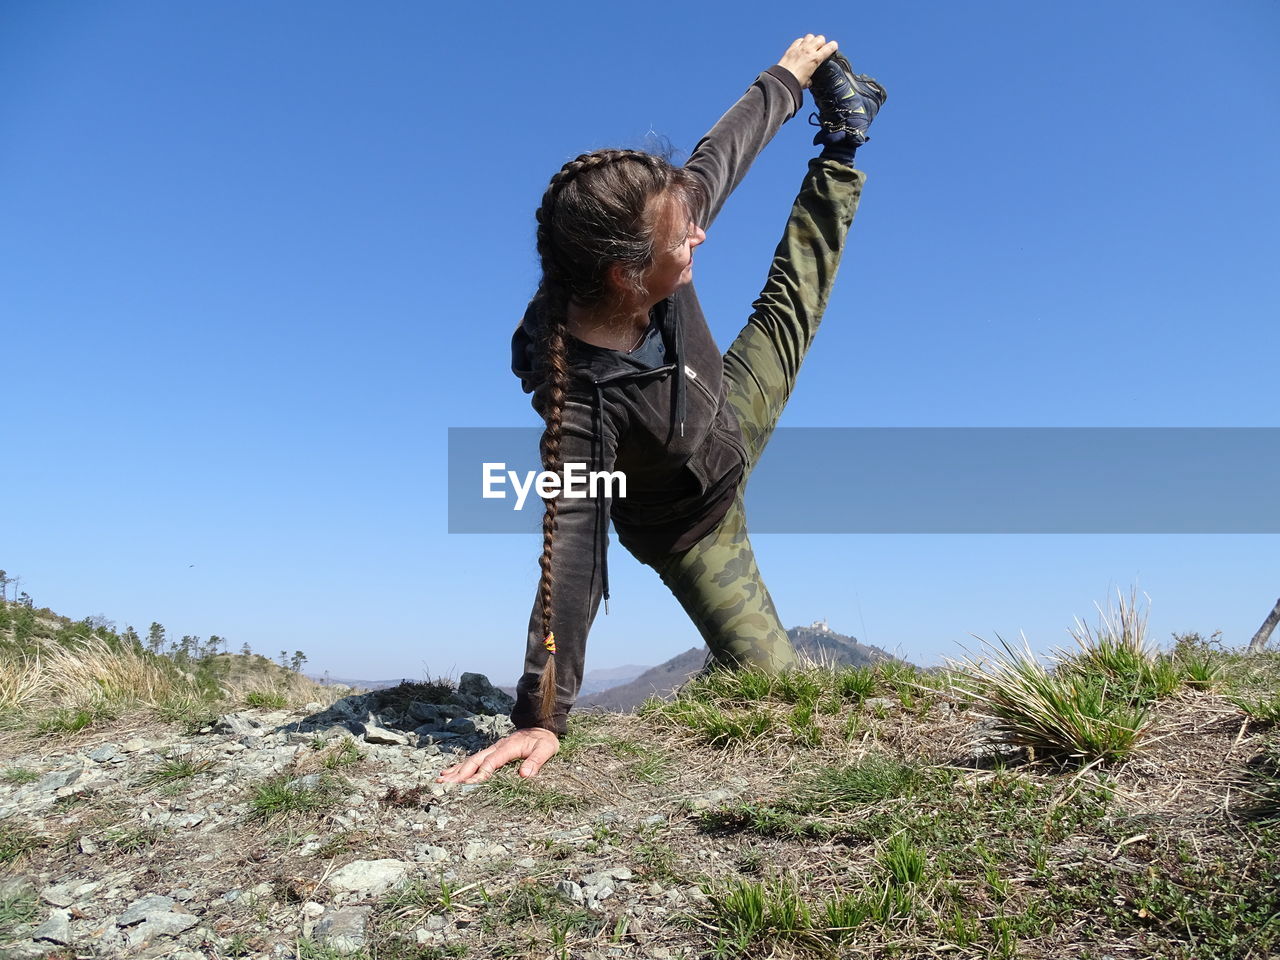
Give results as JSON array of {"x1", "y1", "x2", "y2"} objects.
[{"x1": 3, "y1": 1, "x2": 1277, "y2": 685}]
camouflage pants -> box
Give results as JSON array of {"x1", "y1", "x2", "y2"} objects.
[{"x1": 648, "y1": 158, "x2": 866, "y2": 672}]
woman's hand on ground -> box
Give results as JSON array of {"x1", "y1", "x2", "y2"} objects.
[
  {"x1": 777, "y1": 35, "x2": 839, "y2": 89},
  {"x1": 434, "y1": 727, "x2": 560, "y2": 784}
]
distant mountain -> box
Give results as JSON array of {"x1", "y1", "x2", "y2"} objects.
[
  {"x1": 578, "y1": 664, "x2": 651, "y2": 696},
  {"x1": 579, "y1": 623, "x2": 901, "y2": 713},
  {"x1": 312, "y1": 676, "x2": 410, "y2": 691}
]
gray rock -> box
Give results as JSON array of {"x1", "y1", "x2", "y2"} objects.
[
  {"x1": 32, "y1": 909, "x2": 73, "y2": 944},
  {"x1": 327, "y1": 860, "x2": 410, "y2": 897},
  {"x1": 583, "y1": 867, "x2": 633, "y2": 885},
  {"x1": 213, "y1": 713, "x2": 262, "y2": 737},
  {"x1": 118, "y1": 894, "x2": 177, "y2": 926},
  {"x1": 125, "y1": 911, "x2": 199, "y2": 946},
  {"x1": 555, "y1": 880, "x2": 584, "y2": 903},
  {"x1": 472, "y1": 714, "x2": 515, "y2": 738},
  {"x1": 444, "y1": 718, "x2": 477, "y2": 735},
  {"x1": 41, "y1": 880, "x2": 99, "y2": 908},
  {"x1": 407, "y1": 701, "x2": 468, "y2": 725},
  {"x1": 313, "y1": 905, "x2": 372, "y2": 954},
  {"x1": 86, "y1": 743, "x2": 121, "y2": 763},
  {"x1": 686, "y1": 788, "x2": 739, "y2": 812},
  {"x1": 36, "y1": 767, "x2": 81, "y2": 793},
  {"x1": 456, "y1": 673, "x2": 516, "y2": 714},
  {"x1": 361, "y1": 724, "x2": 408, "y2": 746},
  {"x1": 461, "y1": 840, "x2": 508, "y2": 862}
]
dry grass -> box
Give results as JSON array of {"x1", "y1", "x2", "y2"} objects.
[{"x1": 0, "y1": 636, "x2": 206, "y2": 717}]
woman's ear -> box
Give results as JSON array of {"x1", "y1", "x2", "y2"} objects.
[{"x1": 604, "y1": 261, "x2": 636, "y2": 301}]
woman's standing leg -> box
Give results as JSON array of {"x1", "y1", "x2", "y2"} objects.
[{"x1": 652, "y1": 158, "x2": 865, "y2": 673}]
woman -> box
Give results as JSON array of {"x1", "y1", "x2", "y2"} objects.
[{"x1": 439, "y1": 35, "x2": 885, "y2": 785}]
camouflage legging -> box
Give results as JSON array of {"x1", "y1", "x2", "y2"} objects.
[{"x1": 648, "y1": 157, "x2": 866, "y2": 672}]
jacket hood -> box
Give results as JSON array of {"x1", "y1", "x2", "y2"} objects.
[{"x1": 511, "y1": 296, "x2": 683, "y2": 395}]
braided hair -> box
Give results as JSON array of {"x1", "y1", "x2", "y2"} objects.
[{"x1": 530, "y1": 149, "x2": 702, "y2": 725}]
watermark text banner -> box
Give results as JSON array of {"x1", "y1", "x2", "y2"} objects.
[{"x1": 448, "y1": 427, "x2": 1280, "y2": 533}]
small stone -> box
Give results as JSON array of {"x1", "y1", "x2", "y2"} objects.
[
  {"x1": 118, "y1": 894, "x2": 177, "y2": 926},
  {"x1": 36, "y1": 768, "x2": 81, "y2": 793},
  {"x1": 462, "y1": 840, "x2": 507, "y2": 862},
  {"x1": 86, "y1": 743, "x2": 120, "y2": 763},
  {"x1": 555, "y1": 880, "x2": 584, "y2": 903},
  {"x1": 126, "y1": 912, "x2": 199, "y2": 946},
  {"x1": 515, "y1": 857, "x2": 536, "y2": 869},
  {"x1": 32, "y1": 909, "x2": 73, "y2": 945},
  {"x1": 362, "y1": 724, "x2": 408, "y2": 746},
  {"x1": 313, "y1": 905, "x2": 372, "y2": 954},
  {"x1": 302, "y1": 901, "x2": 325, "y2": 918},
  {"x1": 327, "y1": 860, "x2": 410, "y2": 897},
  {"x1": 79, "y1": 836, "x2": 99, "y2": 855},
  {"x1": 686, "y1": 789, "x2": 738, "y2": 812},
  {"x1": 214, "y1": 713, "x2": 263, "y2": 737}
]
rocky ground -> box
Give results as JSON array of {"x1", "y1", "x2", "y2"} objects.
[
  {"x1": 0, "y1": 673, "x2": 757, "y2": 959},
  {"x1": 1, "y1": 669, "x2": 1276, "y2": 960}
]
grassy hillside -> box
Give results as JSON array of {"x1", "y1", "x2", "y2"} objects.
[{"x1": 0, "y1": 599, "x2": 334, "y2": 736}]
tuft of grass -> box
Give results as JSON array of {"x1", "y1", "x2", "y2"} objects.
[
  {"x1": 1231, "y1": 691, "x2": 1280, "y2": 727},
  {"x1": 880, "y1": 832, "x2": 927, "y2": 885},
  {"x1": 3, "y1": 635, "x2": 210, "y2": 724},
  {"x1": 702, "y1": 874, "x2": 920, "y2": 957},
  {"x1": 318, "y1": 737, "x2": 364, "y2": 769},
  {"x1": 954, "y1": 634, "x2": 1152, "y2": 762},
  {"x1": 36, "y1": 702, "x2": 118, "y2": 734},
  {"x1": 140, "y1": 754, "x2": 219, "y2": 788},
  {"x1": 0, "y1": 823, "x2": 44, "y2": 865},
  {"x1": 1, "y1": 767, "x2": 40, "y2": 786},
  {"x1": 481, "y1": 769, "x2": 583, "y2": 815},
  {"x1": 834, "y1": 666, "x2": 878, "y2": 703},
  {"x1": 703, "y1": 876, "x2": 813, "y2": 958},
  {"x1": 641, "y1": 698, "x2": 777, "y2": 748},
  {"x1": 103, "y1": 824, "x2": 164, "y2": 853},
  {"x1": 793, "y1": 755, "x2": 933, "y2": 811},
  {"x1": 247, "y1": 773, "x2": 345, "y2": 823},
  {"x1": 245, "y1": 690, "x2": 288, "y2": 709},
  {"x1": 0, "y1": 886, "x2": 39, "y2": 941}
]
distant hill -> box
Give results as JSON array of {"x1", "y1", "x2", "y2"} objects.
[
  {"x1": 579, "y1": 664, "x2": 651, "y2": 695},
  {"x1": 579, "y1": 623, "x2": 901, "y2": 712}
]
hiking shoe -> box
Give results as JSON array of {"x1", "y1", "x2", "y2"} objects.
[{"x1": 809, "y1": 52, "x2": 887, "y2": 148}]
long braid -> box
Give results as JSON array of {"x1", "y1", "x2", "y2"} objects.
[{"x1": 528, "y1": 149, "x2": 702, "y2": 727}]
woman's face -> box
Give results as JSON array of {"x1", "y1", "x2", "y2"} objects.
[{"x1": 639, "y1": 192, "x2": 706, "y2": 303}]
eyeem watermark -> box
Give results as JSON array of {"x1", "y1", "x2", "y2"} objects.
[{"x1": 482, "y1": 462, "x2": 627, "y2": 511}]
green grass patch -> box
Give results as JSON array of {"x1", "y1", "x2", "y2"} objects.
[
  {"x1": 956, "y1": 636, "x2": 1153, "y2": 762},
  {"x1": 0, "y1": 823, "x2": 44, "y2": 864},
  {"x1": 247, "y1": 773, "x2": 346, "y2": 823},
  {"x1": 139, "y1": 754, "x2": 219, "y2": 788},
  {"x1": 103, "y1": 824, "x2": 164, "y2": 852},
  {"x1": 1, "y1": 767, "x2": 40, "y2": 786},
  {"x1": 0, "y1": 886, "x2": 39, "y2": 941},
  {"x1": 481, "y1": 769, "x2": 583, "y2": 815},
  {"x1": 244, "y1": 690, "x2": 288, "y2": 709}
]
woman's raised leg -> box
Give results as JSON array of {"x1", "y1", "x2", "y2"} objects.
[{"x1": 723, "y1": 158, "x2": 865, "y2": 474}]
